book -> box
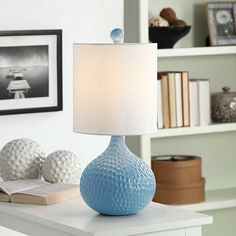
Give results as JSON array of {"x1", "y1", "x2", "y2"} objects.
[
  {"x1": 175, "y1": 72, "x2": 183, "y2": 127},
  {"x1": 198, "y1": 79, "x2": 211, "y2": 126},
  {"x1": 157, "y1": 79, "x2": 163, "y2": 128},
  {"x1": 168, "y1": 73, "x2": 177, "y2": 128},
  {"x1": 0, "y1": 179, "x2": 80, "y2": 205},
  {"x1": 189, "y1": 80, "x2": 199, "y2": 127},
  {"x1": 158, "y1": 73, "x2": 170, "y2": 128},
  {"x1": 181, "y1": 72, "x2": 190, "y2": 127}
]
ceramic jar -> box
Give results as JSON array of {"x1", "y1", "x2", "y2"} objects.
[{"x1": 211, "y1": 87, "x2": 236, "y2": 123}]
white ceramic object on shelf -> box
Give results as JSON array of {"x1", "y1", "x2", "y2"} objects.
[
  {"x1": 42, "y1": 150, "x2": 81, "y2": 184},
  {"x1": 0, "y1": 138, "x2": 46, "y2": 181}
]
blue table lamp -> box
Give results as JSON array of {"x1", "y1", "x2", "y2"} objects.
[{"x1": 73, "y1": 29, "x2": 157, "y2": 216}]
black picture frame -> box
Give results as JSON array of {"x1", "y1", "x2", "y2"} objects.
[
  {"x1": 0, "y1": 29, "x2": 62, "y2": 115},
  {"x1": 207, "y1": 2, "x2": 236, "y2": 46}
]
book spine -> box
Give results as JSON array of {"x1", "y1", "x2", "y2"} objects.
[
  {"x1": 158, "y1": 73, "x2": 170, "y2": 128},
  {"x1": 168, "y1": 73, "x2": 177, "y2": 128},
  {"x1": 175, "y1": 73, "x2": 183, "y2": 127},
  {"x1": 198, "y1": 80, "x2": 211, "y2": 126},
  {"x1": 189, "y1": 80, "x2": 199, "y2": 127},
  {"x1": 182, "y1": 72, "x2": 190, "y2": 127},
  {"x1": 157, "y1": 80, "x2": 163, "y2": 129}
]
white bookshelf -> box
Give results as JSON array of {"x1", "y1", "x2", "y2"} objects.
[
  {"x1": 125, "y1": 3, "x2": 236, "y2": 234},
  {"x1": 177, "y1": 187, "x2": 236, "y2": 212}
]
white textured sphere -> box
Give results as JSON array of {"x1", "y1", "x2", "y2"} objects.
[
  {"x1": 0, "y1": 138, "x2": 46, "y2": 181},
  {"x1": 149, "y1": 16, "x2": 169, "y2": 27},
  {"x1": 42, "y1": 150, "x2": 81, "y2": 184}
]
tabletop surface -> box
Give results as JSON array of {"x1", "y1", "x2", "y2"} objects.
[{"x1": 0, "y1": 197, "x2": 213, "y2": 236}]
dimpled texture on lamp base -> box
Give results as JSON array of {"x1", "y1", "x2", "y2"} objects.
[{"x1": 80, "y1": 136, "x2": 156, "y2": 216}]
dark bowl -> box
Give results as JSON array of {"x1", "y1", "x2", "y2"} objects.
[{"x1": 149, "y1": 25, "x2": 191, "y2": 49}]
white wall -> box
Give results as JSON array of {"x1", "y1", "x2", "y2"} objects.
[{"x1": 0, "y1": 0, "x2": 123, "y2": 168}]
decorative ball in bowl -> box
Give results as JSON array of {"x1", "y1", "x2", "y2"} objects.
[{"x1": 149, "y1": 25, "x2": 191, "y2": 49}]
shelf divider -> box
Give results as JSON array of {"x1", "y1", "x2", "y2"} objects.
[
  {"x1": 175, "y1": 187, "x2": 236, "y2": 212},
  {"x1": 146, "y1": 123, "x2": 236, "y2": 139},
  {"x1": 158, "y1": 46, "x2": 236, "y2": 58}
]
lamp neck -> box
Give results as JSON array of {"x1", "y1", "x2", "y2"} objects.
[
  {"x1": 106, "y1": 135, "x2": 130, "y2": 155},
  {"x1": 109, "y1": 135, "x2": 124, "y2": 144}
]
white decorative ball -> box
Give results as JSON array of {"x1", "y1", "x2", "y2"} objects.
[
  {"x1": 0, "y1": 138, "x2": 46, "y2": 180},
  {"x1": 149, "y1": 16, "x2": 169, "y2": 27},
  {"x1": 42, "y1": 150, "x2": 81, "y2": 184}
]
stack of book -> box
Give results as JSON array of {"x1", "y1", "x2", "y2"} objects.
[{"x1": 157, "y1": 72, "x2": 210, "y2": 129}]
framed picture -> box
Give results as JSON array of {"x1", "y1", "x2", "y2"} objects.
[
  {"x1": 207, "y1": 2, "x2": 236, "y2": 46},
  {"x1": 0, "y1": 30, "x2": 62, "y2": 115}
]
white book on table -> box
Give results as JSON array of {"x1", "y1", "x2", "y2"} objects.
[
  {"x1": 175, "y1": 73, "x2": 183, "y2": 127},
  {"x1": 198, "y1": 79, "x2": 211, "y2": 126},
  {"x1": 189, "y1": 80, "x2": 199, "y2": 127},
  {"x1": 157, "y1": 80, "x2": 163, "y2": 128}
]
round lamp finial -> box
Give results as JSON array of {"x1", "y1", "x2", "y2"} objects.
[{"x1": 110, "y1": 28, "x2": 124, "y2": 43}]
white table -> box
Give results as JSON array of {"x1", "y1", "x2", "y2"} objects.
[{"x1": 0, "y1": 198, "x2": 212, "y2": 236}]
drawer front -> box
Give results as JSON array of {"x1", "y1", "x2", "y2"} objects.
[
  {"x1": 0, "y1": 226, "x2": 26, "y2": 236},
  {"x1": 133, "y1": 228, "x2": 185, "y2": 236},
  {"x1": 133, "y1": 226, "x2": 201, "y2": 236}
]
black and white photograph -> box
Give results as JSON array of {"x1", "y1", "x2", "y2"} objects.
[
  {"x1": 207, "y1": 2, "x2": 236, "y2": 46},
  {"x1": 0, "y1": 30, "x2": 62, "y2": 115},
  {"x1": 214, "y1": 8, "x2": 235, "y2": 38},
  {"x1": 0, "y1": 45, "x2": 49, "y2": 100}
]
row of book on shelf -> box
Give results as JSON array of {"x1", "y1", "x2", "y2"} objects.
[{"x1": 157, "y1": 71, "x2": 210, "y2": 129}]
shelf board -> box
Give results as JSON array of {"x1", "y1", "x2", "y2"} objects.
[
  {"x1": 147, "y1": 123, "x2": 236, "y2": 139},
  {"x1": 157, "y1": 46, "x2": 236, "y2": 58},
  {"x1": 175, "y1": 187, "x2": 236, "y2": 212}
]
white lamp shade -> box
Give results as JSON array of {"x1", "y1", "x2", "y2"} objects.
[{"x1": 73, "y1": 43, "x2": 157, "y2": 135}]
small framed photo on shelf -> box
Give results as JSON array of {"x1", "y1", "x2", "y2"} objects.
[
  {"x1": 0, "y1": 30, "x2": 62, "y2": 115},
  {"x1": 207, "y1": 2, "x2": 236, "y2": 46}
]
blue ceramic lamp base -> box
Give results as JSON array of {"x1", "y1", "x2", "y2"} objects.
[{"x1": 80, "y1": 136, "x2": 156, "y2": 216}]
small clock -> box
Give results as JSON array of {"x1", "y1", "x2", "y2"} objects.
[{"x1": 216, "y1": 10, "x2": 232, "y2": 25}]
